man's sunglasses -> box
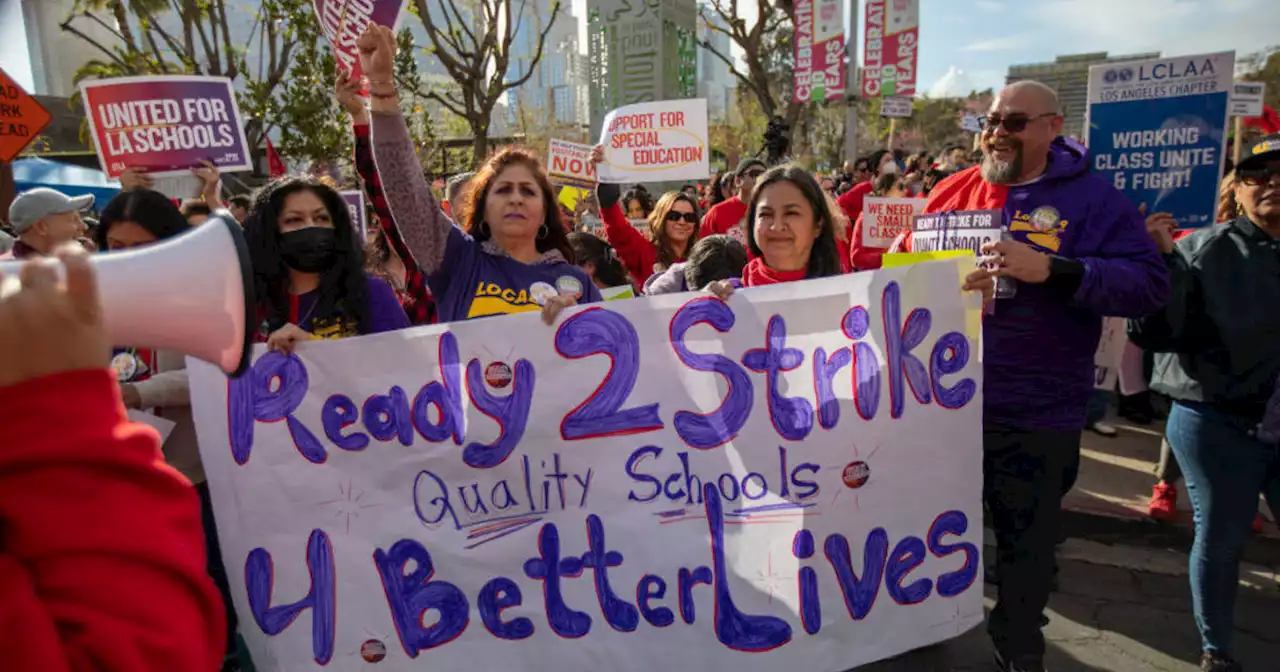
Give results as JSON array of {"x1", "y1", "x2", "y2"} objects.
[
  {"x1": 665, "y1": 210, "x2": 698, "y2": 224},
  {"x1": 979, "y1": 112, "x2": 1058, "y2": 133},
  {"x1": 1237, "y1": 165, "x2": 1280, "y2": 187}
]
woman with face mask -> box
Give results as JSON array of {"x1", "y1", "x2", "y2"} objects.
[
  {"x1": 589, "y1": 144, "x2": 700, "y2": 287},
  {"x1": 243, "y1": 177, "x2": 410, "y2": 353},
  {"x1": 359, "y1": 24, "x2": 599, "y2": 324}
]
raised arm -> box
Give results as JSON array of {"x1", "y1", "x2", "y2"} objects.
[{"x1": 360, "y1": 26, "x2": 453, "y2": 275}]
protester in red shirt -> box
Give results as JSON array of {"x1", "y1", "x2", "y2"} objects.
[
  {"x1": 0, "y1": 245, "x2": 225, "y2": 672},
  {"x1": 848, "y1": 172, "x2": 911, "y2": 271},
  {"x1": 702, "y1": 157, "x2": 767, "y2": 245}
]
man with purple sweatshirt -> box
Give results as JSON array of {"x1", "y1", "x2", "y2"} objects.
[{"x1": 921, "y1": 81, "x2": 1170, "y2": 672}]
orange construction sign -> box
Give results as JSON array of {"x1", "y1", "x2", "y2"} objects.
[{"x1": 0, "y1": 68, "x2": 51, "y2": 163}]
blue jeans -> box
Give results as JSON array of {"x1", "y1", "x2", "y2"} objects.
[
  {"x1": 1166, "y1": 401, "x2": 1280, "y2": 656},
  {"x1": 1085, "y1": 389, "x2": 1110, "y2": 426}
]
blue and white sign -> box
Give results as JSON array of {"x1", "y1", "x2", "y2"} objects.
[{"x1": 1086, "y1": 51, "x2": 1234, "y2": 229}]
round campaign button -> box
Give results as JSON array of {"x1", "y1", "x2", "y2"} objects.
[
  {"x1": 111, "y1": 352, "x2": 139, "y2": 382},
  {"x1": 556, "y1": 274, "x2": 583, "y2": 298},
  {"x1": 360, "y1": 639, "x2": 386, "y2": 663},
  {"x1": 842, "y1": 461, "x2": 871, "y2": 489},
  {"x1": 529, "y1": 281, "x2": 557, "y2": 306},
  {"x1": 484, "y1": 361, "x2": 513, "y2": 388}
]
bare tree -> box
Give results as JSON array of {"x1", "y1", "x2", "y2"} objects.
[{"x1": 412, "y1": 0, "x2": 560, "y2": 164}]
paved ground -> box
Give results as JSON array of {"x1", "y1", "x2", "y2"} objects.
[{"x1": 850, "y1": 549, "x2": 1280, "y2": 671}]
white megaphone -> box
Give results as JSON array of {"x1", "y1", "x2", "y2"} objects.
[{"x1": 0, "y1": 213, "x2": 254, "y2": 376}]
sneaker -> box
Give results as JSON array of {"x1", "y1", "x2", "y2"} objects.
[
  {"x1": 1148, "y1": 482, "x2": 1177, "y2": 521},
  {"x1": 1087, "y1": 421, "x2": 1118, "y2": 437},
  {"x1": 995, "y1": 650, "x2": 1046, "y2": 672},
  {"x1": 1200, "y1": 651, "x2": 1242, "y2": 671}
]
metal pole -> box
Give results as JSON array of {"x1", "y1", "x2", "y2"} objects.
[
  {"x1": 842, "y1": 0, "x2": 859, "y2": 166},
  {"x1": 886, "y1": 117, "x2": 896, "y2": 151},
  {"x1": 1233, "y1": 116, "x2": 1243, "y2": 164}
]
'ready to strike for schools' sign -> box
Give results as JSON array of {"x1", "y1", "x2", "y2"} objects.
[
  {"x1": 80, "y1": 75, "x2": 252, "y2": 178},
  {"x1": 911, "y1": 210, "x2": 1002, "y2": 254},
  {"x1": 792, "y1": 0, "x2": 846, "y2": 103},
  {"x1": 312, "y1": 0, "x2": 408, "y2": 80},
  {"x1": 597, "y1": 99, "x2": 710, "y2": 184},
  {"x1": 862, "y1": 197, "x2": 926, "y2": 248},
  {"x1": 862, "y1": 0, "x2": 919, "y2": 98},
  {"x1": 1086, "y1": 51, "x2": 1234, "y2": 229},
  {"x1": 548, "y1": 139, "x2": 597, "y2": 189},
  {"x1": 189, "y1": 259, "x2": 986, "y2": 672}
]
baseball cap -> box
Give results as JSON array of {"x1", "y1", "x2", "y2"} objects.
[
  {"x1": 736, "y1": 157, "x2": 767, "y2": 176},
  {"x1": 9, "y1": 188, "x2": 94, "y2": 234},
  {"x1": 1238, "y1": 133, "x2": 1280, "y2": 171}
]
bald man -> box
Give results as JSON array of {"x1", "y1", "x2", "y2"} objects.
[{"x1": 920, "y1": 81, "x2": 1169, "y2": 672}]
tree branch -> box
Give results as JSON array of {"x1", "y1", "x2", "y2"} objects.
[
  {"x1": 60, "y1": 16, "x2": 130, "y2": 69},
  {"x1": 426, "y1": 89, "x2": 468, "y2": 119}
]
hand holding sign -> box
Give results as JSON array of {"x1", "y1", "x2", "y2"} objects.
[
  {"x1": 119, "y1": 166, "x2": 154, "y2": 192},
  {"x1": 335, "y1": 70, "x2": 368, "y2": 122},
  {"x1": 1143, "y1": 210, "x2": 1177, "y2": 254},
  {"x1": 983, "y1": 239, "x2": 1051, "y2": 283}
]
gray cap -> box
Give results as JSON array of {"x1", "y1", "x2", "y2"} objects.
[{"x1": 9, "y1": 188, "x2": 94, "y2": 234}]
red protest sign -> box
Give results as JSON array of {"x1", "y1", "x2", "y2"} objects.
[{"x1": 0, "y1": 69, "x2": 52, "y2": 162}]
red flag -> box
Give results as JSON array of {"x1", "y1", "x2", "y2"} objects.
[
  {"x1": 266, "y1": 137, "x2": 286, "y2": 178},
  {"x1": 1243, "y1": 104, "x2": 1280, "y2": 135}
]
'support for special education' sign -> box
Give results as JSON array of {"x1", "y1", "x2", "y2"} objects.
[
  {"x1": 598, "y1": 99, "x2": 709, "y2": 183},
  {"x1": 548, "y1": 139, "x2": 598, "y2": 188},
  {"x1": 862, "y1": 197, "x2": 926, "y2": 247},
  {"x1": 80, "y1": 76, "x2": 252, "y2": 178},
  {"x1": 911, "y1": 210, "x2": 1002, "y2": 254},
  {"x1": 313, "y1": 0, "x2": 408, "y2": 79},
  {"x1": 1086, "y1": 51, "x2": 1234, "y2": 229},
  {"x1": 189, "y1": 260, "x2": 985, "y2": 671}
]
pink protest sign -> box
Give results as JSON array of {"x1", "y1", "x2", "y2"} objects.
[
  {"x1": 80, "y1": 75, "x2": 252, "y2": 178},
  {"x1": 313, "y1": 0, "x2": 409, "y2": 79}
]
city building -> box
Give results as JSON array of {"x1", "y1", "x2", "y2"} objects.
[
  {"x1": 1006, "y1": 51, "x2": 1160, "y2": 139},
  {"x1": 505, "y1": 0, "x2": 590, "y2": 138},
  {"x1": 697, "y1": 8, "x2": 736, "y2": 122}
]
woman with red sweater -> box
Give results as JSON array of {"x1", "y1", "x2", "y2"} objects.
[
  {"x1": 0, "y1": 246, "x2": 225, "y2": 672},
  {"x1": 591, "y1": 145, "x2": 700, "y2": 287}
]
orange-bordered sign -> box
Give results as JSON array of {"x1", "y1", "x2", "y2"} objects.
[{"x1": 0, "y1": 68, "x2": 51, "y2": 163}]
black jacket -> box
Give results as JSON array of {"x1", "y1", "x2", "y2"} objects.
[{"x1": 1129, "y1": 216, "x2": 1280, "y2": 423}]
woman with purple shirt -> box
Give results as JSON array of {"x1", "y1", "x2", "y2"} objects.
[
  {"x1": 243, "y1": 177, "x2": 409, "y2": 353},
  {"x1": 358, "y1": 25, "x2": 599, "y2": 324}
]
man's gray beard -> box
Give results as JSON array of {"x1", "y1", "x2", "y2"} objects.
[{"x1": 981, "y1": 149, "x2": 1023, "y2": 184}]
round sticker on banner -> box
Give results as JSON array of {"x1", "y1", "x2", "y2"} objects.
[
  {"x1": 556, "y1": 274, "x2": 583, "y2": 298},
  {"x1": 484, "y1": 361, "x2": 513, "y2": 388},
  {"x1": 1030, "y1": 205, "x2": 1061, "y2": 232},
  {"x1": 842, "y1": 461, "x2": 871, "y2": 489},
  {"x1": 529, "y1": 281, "x2": 557, "y2": 306},
  {"x1": 360, "y1": 639, "x2": 386, "y2": 663},
  {"x1": 111, "y1": 352, "x2": 139, "y2": 382}
]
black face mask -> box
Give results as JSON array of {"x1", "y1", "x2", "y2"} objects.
[{"x1": 279, "y1": 227, "x2": 337, "y2": 273}]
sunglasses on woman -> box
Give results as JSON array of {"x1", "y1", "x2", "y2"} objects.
[
  {"x1": 1238, "y1": 165, "x2": 1280, "y2": 187},
  {"x1": 979, "y1": 112, "x2": 1058, "y2": 133},
  {"x1": 665, "y1": 210, "x2": 698, "y2": 224}
]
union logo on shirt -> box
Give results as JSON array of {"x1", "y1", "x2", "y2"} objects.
[
  {"x1": 1009, "y1": 205, "x2": 1069, "y2": 253},
  {"x1": 467, "y1": 281, "x2": 542, "y2": 319}
]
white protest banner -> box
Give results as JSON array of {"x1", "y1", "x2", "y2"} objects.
[
  {"x1": 862, "y1": 197, "x2": 926, "y2": 248},
  {"x1": 80, "y1": 75, "x2": 252, "y2": 178},
  {"x1": 598, "y1": 99, "x2": 709, "y2": 184},
  {"x1": 911, "y1": 210, "x2": 1002, "y2": 254},
  {"x1": 548, "y1": 139, "x2": 597, "y2": 188},
  {"x1": 1230, "y1": 81, "x2": 1265, "y2": 118},
  {"x1": 880, "y1": 97, "x2": 913, "y2": 119},
  {"x1": 340, "y1": 190, "x2": 367, "y2": 239},
  {"x1": 190, "y1": 259, "x2": 985, "y2": 671},
  {"x1": 1093, "y1": 317, "x2": 1127, "y2": 391},
  {"x1": 312, "y1": 0, "x2": 408, "y2": 80},
  {"x1": 793, "y1": 0, "x2": 845, "y2": 103}
]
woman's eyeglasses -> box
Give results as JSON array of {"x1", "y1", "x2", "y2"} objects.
[
  {"x1": 979, "y1": 112, "x2": 1058, "y2": 133},
  {"x1": 1238, "y1": 165, "x2": 1280, "y2": 187},
  {"x1": 665, "y1": 211, "x2": 698, "y2": 224}
]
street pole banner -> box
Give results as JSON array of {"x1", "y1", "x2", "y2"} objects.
[
  {"x1": 862, "y1": 196, "x2": 925, "y2": 248},
  {"x1": 793, "y1": 0, "x2": 846, "y2": 103},
  {"x1": 190, "y1": 260, "x2": 985, "y2": 672},
  {"x1": 598, "y1": 99, "x2": 709, "y2": 183},
  {"x1": 80, "y1": 75, "x2": 252, "y2": 178},
  {"x1": 1085, "y1": 51, "x2": 1234, "y2": 229},
  {"x1": 341, "y1": 190, "x2": 367, "y2": 239},
  {"x1": 548, "y1": 139, "x2": 598, "y2": 189},
  {"x1": 861, "y1": 0, "x2": 919, "y2": 98},
  {"x1": 911, "y1": 210, "x2": 1001, "y2": 254},
  {"x1": 313, "y1": 0, "x2": 409, "y2": 80}
]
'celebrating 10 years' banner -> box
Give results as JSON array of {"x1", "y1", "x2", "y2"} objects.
[
  {"x1": 793, "y1": 0, "x2": 845, "y2": 103},
  {"x1": 190, "y1": 260, "x2": 985, "y2": 671}
]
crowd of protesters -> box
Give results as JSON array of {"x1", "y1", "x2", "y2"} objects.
[{"x1": 1, "y1": 23, "x2": 1278, "y2": 672}]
